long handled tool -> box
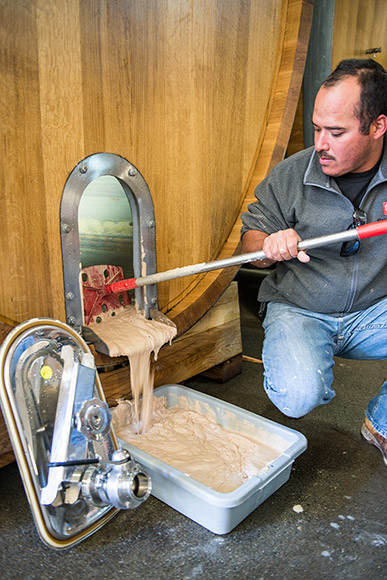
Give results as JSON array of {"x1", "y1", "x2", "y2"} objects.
[{"x1": 106, "y1": 220, "x2": 387, "y2": 293}]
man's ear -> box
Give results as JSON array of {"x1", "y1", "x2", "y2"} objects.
[{"x1": 371, "y1": 114, "x2": 387, "y2": 139}]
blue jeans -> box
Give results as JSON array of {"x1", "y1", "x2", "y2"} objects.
[{"x1": 262, "y1": 298, "x2": 387, "y2": 438}]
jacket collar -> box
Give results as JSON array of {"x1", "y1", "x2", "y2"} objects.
[
  {"x1": 303, "y1": 149, "x2": 341, "y2": 193},
  {"x1": 374, "y1": 139, "x2": 387, "y2": 186}
]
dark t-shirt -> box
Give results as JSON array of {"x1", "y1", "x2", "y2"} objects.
[{"x1": 334, "y1": 158, "x2": 381, "y2": 207}]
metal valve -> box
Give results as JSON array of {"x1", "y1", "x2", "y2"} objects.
[{"x1": 82, "y1": 449, "x2": 151, "y2": 509}]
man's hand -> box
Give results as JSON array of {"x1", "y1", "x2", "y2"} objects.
[
  {"x1": 242, "y1": 229, "x2": 309, "y2": 267},
  {"x1": 263, "y1": 229, "x2": 310, "y2": 263}
]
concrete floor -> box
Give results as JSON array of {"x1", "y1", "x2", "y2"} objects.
[{"x1": 0, "y1": 270, "x2": 386, "y2": 579}]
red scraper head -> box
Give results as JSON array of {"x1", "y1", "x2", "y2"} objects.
[{"x1": 81, "y1": 265, "x2": 131, "y2": 325}]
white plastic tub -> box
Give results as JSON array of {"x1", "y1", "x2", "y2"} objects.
[{"x1": 118, "y1": 384, "x2": 307, "y2": 534}]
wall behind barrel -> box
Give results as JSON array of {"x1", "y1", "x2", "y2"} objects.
[{"x1": 0, "y1": 0, "x2": 311, "y2": 328}]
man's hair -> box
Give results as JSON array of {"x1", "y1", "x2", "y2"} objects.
[{"x1": 322, "y1": 58, "x2": 387, "y2": 134}]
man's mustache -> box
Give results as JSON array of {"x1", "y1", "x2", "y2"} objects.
[{"x1": 317, "y1": 151, "x2": 335, "y2": 161}]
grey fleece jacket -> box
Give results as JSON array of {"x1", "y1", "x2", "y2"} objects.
[{"x1": 241, "y1": 144, "x2": 387, "y2": 316}]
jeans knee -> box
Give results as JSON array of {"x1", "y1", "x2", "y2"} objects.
[
  {"x1": 278, "y1": 403, "x2": 309, "y2": 419},
  {"x1": 263, "y1": 376, "x2": 333, "y2": 418},
  {"x1": 266, "y1": 392, "x2": 313, "y2": 418}
]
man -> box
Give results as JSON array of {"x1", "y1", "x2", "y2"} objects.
[{"x1": 241, "y1": 58, "x2": 387, "y2": 466}]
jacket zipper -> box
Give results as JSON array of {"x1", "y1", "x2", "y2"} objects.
[{"x1": 339, "y1": 185, "x2": 374, "y2": 314}]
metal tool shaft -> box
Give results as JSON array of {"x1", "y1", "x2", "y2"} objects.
[{"x1": 107, "y1": 220, "x2": 387, "y2": 293}]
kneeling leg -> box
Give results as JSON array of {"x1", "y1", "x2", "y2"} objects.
[{"x1": 262, "y1": 303, "x2": 336, "y2": 418}]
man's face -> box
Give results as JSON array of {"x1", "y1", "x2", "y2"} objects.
[{"x1": 312, "y1": 76, "x2": 379, "y2": 177}]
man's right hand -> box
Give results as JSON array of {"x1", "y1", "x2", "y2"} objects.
[
  {"x1": 263, "y1": 228, "x2": 310, "y2": 263},
  {"x1": 242, "y1": 229, "x2": 310, "y2": 267}
]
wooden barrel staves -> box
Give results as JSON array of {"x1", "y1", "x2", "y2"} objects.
[
  {"x1": 0, "y1": 0, "x2": 312, "y2": 329},
  {"x1": 0, "y1": 0, "x2": 313, "y2": 433}
]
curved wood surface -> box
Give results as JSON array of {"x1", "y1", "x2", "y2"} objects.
[
  {"x1": 168, "y1": 0, "x2": 313, "y2": 332},
  {"x1": 0, "y1": 0, "x2": 313, "y2": 334}
]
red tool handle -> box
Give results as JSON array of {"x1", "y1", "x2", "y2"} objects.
[{"x1": 357, "y1": 220, "x2": 387, "y2": 239}]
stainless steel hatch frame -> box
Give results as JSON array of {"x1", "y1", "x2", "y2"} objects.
[
  {"x1": 60, "y1": 153, "x2": 158, "y2": 333},
  {"x1": 0, "y1": 317, "x2": 151, "y2": 549}
]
